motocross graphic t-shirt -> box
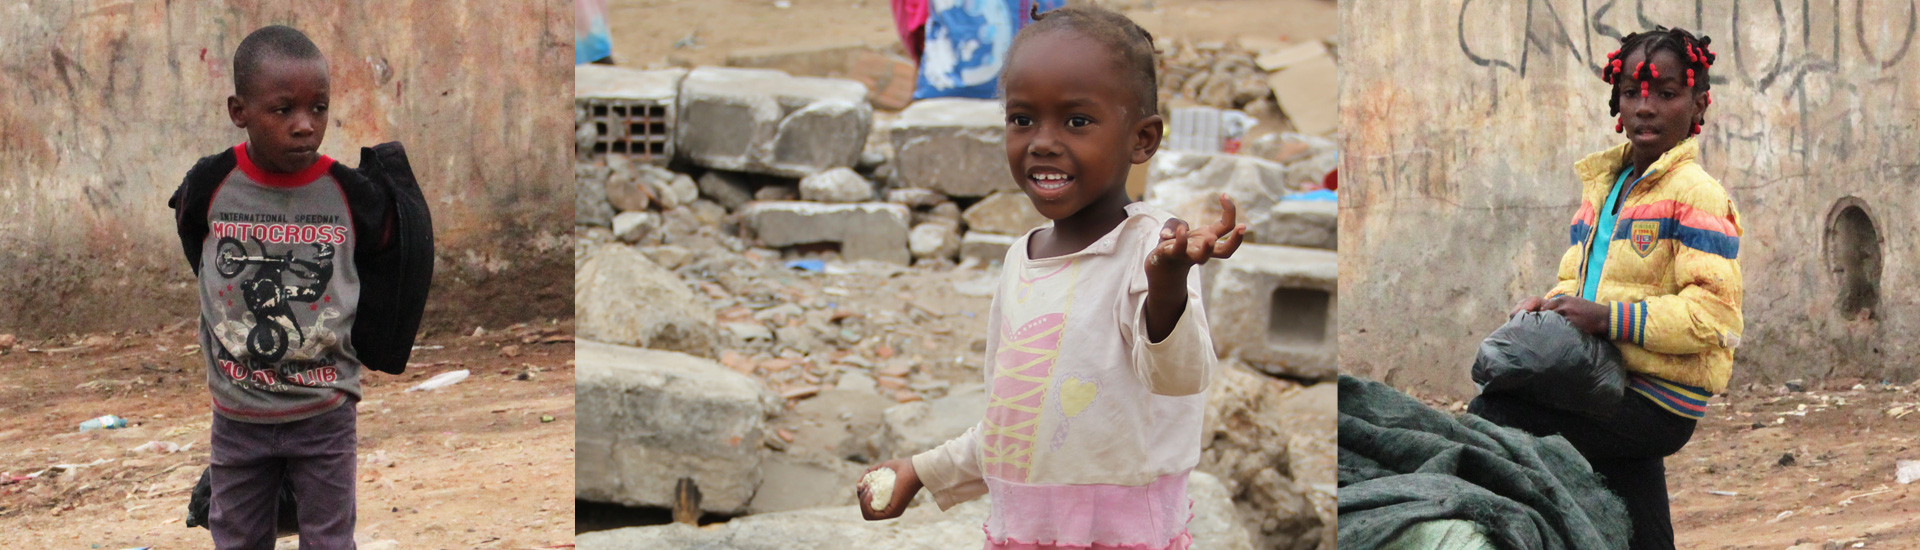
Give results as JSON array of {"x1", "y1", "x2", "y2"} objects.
[{"x1": 197, "y1": 143, "x2": 364, "y2": 423}]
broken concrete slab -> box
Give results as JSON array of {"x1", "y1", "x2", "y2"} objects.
[
  {"x1": 575, "y1": 471, "x2": 1252, "y2": 550},
  {"x1": 676, "y1": 67, "x2": 872, "y2": 178},
  {"x1": 1254, "y1": 40, "x2": 1328, "y2": 72},
  {"x1": 873, "y1": 384, "x2": 986, "y2": 460},
  {"x1": 960, "y1": 191, "x2": 1049, "y2": 235},
  {"x1": 576, "y1": 243, "x2": 719, "y2": 357},
  {"x1": 575, "y1": 66, "x2": 685, "y2": 164},
  {"x1": 886, "y1": 188, "x2": 950, "y2": 208},
  {"x1": 960, "y1": 232, "x2": 1019, "y2": 263},
  {"x1": 747, "y1": 451, "x2": 869, "y2": 514},
  {"x1": 784, "y1": 388, "x2": 899, "y2": 461},
  {"x1": 724, "y1": 42, "x2": 917, "y2": 111},
  {"x1": 739, "y1": 201, "x2": 911, "y2": 264},
  {"x1": 799, "y1": 167, "x2": 875, "y2": 203},
  {"x1": 1205, "y1": 244, "x2": 1337, "y2": 380},
  {"x1": 890, "y1": 98, "x2": 1014, "y2": 198},
  {"x1": 1269, "y1": 52, "x2": 1338, "y2": 136},
  {"x1": 1147, "y1": 151, "x2": 1292, "y2": 229},
  {"x1": 1248, "y1": 200, "x2": 1336, "y2": 249},
  {"x1": 575, "y1": 340, "x2": 779, "y2": 515}
]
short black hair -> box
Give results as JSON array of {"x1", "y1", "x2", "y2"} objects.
[
  {"x1": 1602, "y1": 26, "x2": 1717, "y2": 117},
  {"x1": 1002, "y1": 5, "x2": 1160, "y2": 118},
  {"x1": 232, "y1": 25, "x2": 324, "y2": 97}
]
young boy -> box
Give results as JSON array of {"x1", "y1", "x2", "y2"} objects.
[{"x1": 174, "y1": 25, "x2": 391, "y2": 549}]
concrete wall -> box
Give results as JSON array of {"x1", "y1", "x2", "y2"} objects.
[
  {"x1": 1339, "y1": 0, "x2": 1920, "y2": 396},
  {"x1": 0, "y1": 1, "x2": 574, "y2": 336}
]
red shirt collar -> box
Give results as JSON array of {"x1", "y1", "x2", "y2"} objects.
[{"x1": 235, "y1": 142, "x2": 335, "y2": 188}]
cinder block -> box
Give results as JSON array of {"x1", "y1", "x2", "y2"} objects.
[{"x1": 1206, "y1": 244, "x2": 1337, "y2": 380}]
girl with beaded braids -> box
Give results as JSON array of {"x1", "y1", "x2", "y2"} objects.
[
  {"x1": 855, "y1": 5, "x2": 1246, "y2": 550},
  {"x1": 1488, "y1": 26, "x2": 1744, "y2": 550}
]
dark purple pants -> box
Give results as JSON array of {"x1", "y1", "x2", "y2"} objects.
[{"x1": 210, "y1": 401, "x2": 357, "y2": 550}]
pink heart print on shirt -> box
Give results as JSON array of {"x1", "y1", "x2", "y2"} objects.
[{"x1": 983, "y1": 312, "x2": 1065, "y2": 482}]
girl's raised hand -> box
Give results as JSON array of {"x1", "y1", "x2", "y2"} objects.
[{"x1": 1147, "y1": 193, "x2": 1247, "y2": 279}]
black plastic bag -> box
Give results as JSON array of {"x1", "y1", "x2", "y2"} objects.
[
  {"x1": 1471, "y1": 310, "x2": 1628, "y2": 418},
  {"x1": 184, "y1": 467, "x2": 300, "y2": 537}
]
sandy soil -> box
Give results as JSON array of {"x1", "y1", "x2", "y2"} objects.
[
  {"x1": 1668, "y1": 381, "x2": 1920, "y2": 548},
  {"x1": 0, "y1": 321, "x2": 576, "y2": 550},
  {"x1": 604, "y1": 0, "x2": 1338, "y2": 70}
]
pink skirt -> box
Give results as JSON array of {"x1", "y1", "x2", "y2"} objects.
[{"x1": 986, "y1": 530, "x2": 1193, "y2": 550}]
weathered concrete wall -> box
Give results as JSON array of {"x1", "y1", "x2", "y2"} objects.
[
  {"x1": 0, "y1": 1, "x2": 574, "y2": 336},
  {"x1": 1340, "y1": 0, "x2": 1920, "y2": 397}
]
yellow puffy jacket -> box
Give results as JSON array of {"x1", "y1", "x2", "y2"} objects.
[{"x1": 1545, "y1": 138, "x2": 1743, "y2": 418}]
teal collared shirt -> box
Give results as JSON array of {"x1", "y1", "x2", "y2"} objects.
[{"x1": 1581, "y1": 169, "x2": 1641, "y2": 301}]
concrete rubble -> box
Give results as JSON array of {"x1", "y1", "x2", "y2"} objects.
[
  {"x1": 676, "y1": 67, "x2": 872, "y2": 178},
  {"x1": 575, "y1": 340, "x2": 781, "y2": 514},
  {"x1": 576, "y1": 471, "x2": 1253, "y2": 550},
  {"x1": 572, "y1": 32, "x2": 1339, "y2": 547}
]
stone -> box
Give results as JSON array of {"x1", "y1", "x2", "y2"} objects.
[
  {"x1": 1205, "y1": 244, "x2": 1337, "y2": 380},
  {"x1": 1146, "y1": 151, "x2": 1292, "y2": 229},
  {"x1": 604, "y1": 158, "x2": 656, "y2": 212},
  {"x1": 575, "y1": 340, "x2": 779, "y2": 514},
  {"x1": 724, "y1": 321, "x2": 775, "y2": 343},
  {"x1": 754, "y1": 183, "x2": 799, "y2": 201},
  {"x1": 746, "y1": 452, "x2": 869, "y2": 514},
  {"x1": 642, "y1": 245, "x2": 694, "y2": 270},
  {"x1": 611, "y1": 212, "x2": 660, "y2": 244},
  {"x1": 675, "y1": 67, "x2": 872, "y2": 178},
  {"x1": 1198, "y1": 361, "x2": 1327, "y2": 549},
  {"x1": 837, "y1": 371, "x2": 879, "y2": 394},
  {"x1": 576, "y1": 164, "x2": 616, "y2": 227},
  {"x1": 1248, "y1": 200, "x2": 1336, "y2": 249},
  {"x1": 698, "y1": 170, "x2": 757, "y2": 210},
  {"x1": 574, "y1": 471, "x2": 1251, "y2": 550},
  {"x1": 786, "y1": 388, "x2": 898, "y2": 460},
  {"x1": 961, "y1": 191, "x2": 1049, "y2": 235},
  {"x1": 576, "y1": 243, "x2": 719, "y2": 357},
  {"x1": 886, "y1": 188, "x2": 949, "y2": 208},
  {"x1": 889, "y1": 98, "x2": 1014, "y2": 197},
  {"x1": 739, "y1": 202, "x2": 912, "y2": 264},
  {"x1": 908, "y1": 223, "x2": 961, "y2": 262},
  {"x1": 688, "y1": 199, "x2": 728, "y2": 227},
  {"x1": 873, "y1": 384, "x2": 986, "y2": 460},
  {"x1": 799, "y1": 167, "x2": 875, "y2": 203},
  {"x1": 926, "y1": 202, "x2": 963, "y2": 226},
  {"x1": 959, "y1": 232, "x2": 1019, "y2": 263}
]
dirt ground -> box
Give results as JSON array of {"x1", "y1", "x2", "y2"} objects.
[
  {"x1": 1667, "y1": 381, "x2": 1920, "y2": 549},
  {"x1": 0, "y1": 321, "x2": 576, "y2": 550},
  {"x1": 605, "y1": 0, "x2": 1338, "y2": 70},
  {"x1": 1409, "y1": 380, "x2": 1920, "y2": 549}
]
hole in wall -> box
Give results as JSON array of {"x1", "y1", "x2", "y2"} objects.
[{"x1": 1824, "y1": 198, "x2": 1881, "y2": 320}]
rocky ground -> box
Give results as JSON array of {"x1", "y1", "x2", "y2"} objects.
[
  {"x1": 1407, "y1": 379, "x2": 1920, "y2": 549},
  {"x1": 0, "y1": 324, "x2": 576, "y2": 549}
]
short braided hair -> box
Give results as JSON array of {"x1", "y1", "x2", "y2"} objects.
[
  {"x1": 1002, "y1": 4, "x2": 1160, "y2": 118},
  {"x1": 1601, "y1": 26, "x2": 1717, "y2": 117}
]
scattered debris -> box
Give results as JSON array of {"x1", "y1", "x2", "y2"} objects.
[{"x1": 406, "y1": 370, "x2": 471, "y2": 392}]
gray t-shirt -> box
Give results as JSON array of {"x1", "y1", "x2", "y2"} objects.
[{"x1": 197, "y1": 145, "x2": 364, "y2": 423}]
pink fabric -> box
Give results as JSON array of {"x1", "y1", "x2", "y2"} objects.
[
  {"x1": 982, "y1": 472, "x2": 1193, "y2": 549},
  {"x1": 983, "y1": 310, "x2": 1067, "y2": 482},
  {"x1": 890, "y1": 0, "x2": 930, "y2": 61}
]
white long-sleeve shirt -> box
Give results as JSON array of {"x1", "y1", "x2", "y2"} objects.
[{"x1": 912, "y1": 202, "x2": 1215, "y2": 548}]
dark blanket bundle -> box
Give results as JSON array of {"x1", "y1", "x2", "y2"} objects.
[
  {"x1": 1336, "y1": 375, "x2": 1630, "y2": 550},
  {"x1": 1471, "y1": 311, "x2": 1628, "y2": 419}
]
